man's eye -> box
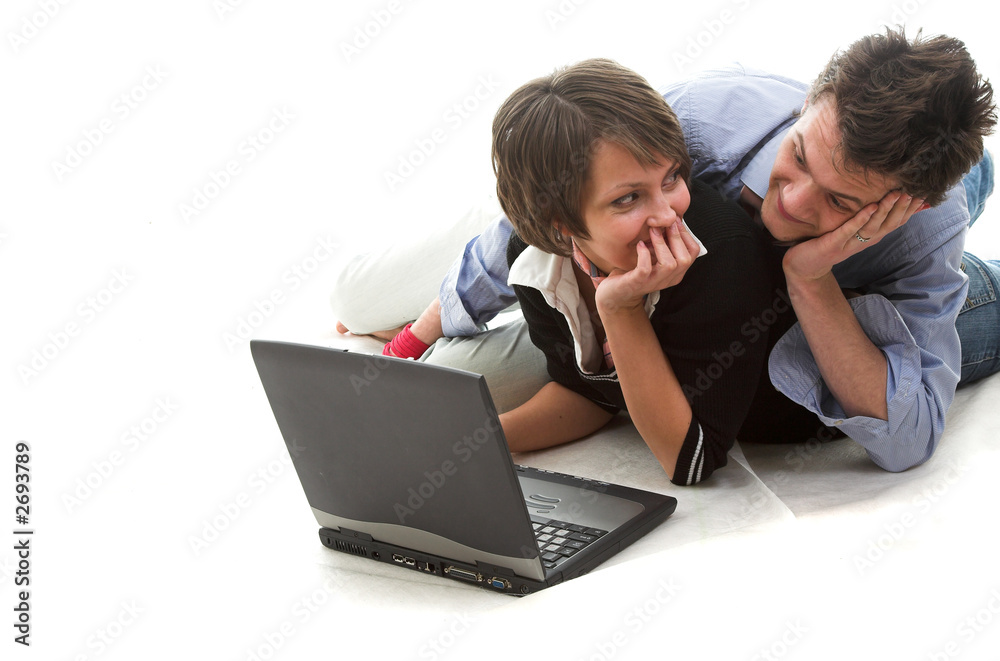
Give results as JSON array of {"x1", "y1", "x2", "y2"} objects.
[{"x1": 792, "y1": 146, "x2": 804, "y2": 165}]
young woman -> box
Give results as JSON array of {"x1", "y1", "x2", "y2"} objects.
[{"x1": 494, "y1": 59, "x2": 783, "y2": 486}]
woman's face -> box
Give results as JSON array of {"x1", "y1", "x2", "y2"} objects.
[{"x1": 571, "y1": 140, "x2": 691, "y2": 274}]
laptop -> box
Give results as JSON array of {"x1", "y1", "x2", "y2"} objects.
[{"x1": 250, "y1": 339, "x2": 677, "y2": 595}]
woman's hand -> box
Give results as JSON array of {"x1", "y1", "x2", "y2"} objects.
[{"x1": 595, "y1": 221, "x2": 702, "y2": 315}]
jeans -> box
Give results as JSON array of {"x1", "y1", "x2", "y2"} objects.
[{"x1": 958, "y1": 149, "x2": 999, "y2": 384}]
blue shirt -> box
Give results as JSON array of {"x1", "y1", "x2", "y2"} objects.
[{"x1": 439, "y1": 64, "x2": 971, "y2": 473}]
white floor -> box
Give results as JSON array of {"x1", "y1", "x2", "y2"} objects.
[{"x1": 3, "y1": 1, "x2": 1000, "y2": 659}]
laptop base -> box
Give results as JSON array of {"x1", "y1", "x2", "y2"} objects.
[{"x1": 318, "y1": 527, "x2": 548, "y2": 596}]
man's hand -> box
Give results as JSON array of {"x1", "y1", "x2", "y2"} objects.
[
  {"x1": 783, "y1": 191, "x2": 926, "y2": 282},
  {"x1": 595, "y1": 221, "x2": 702, "y2": 315}
]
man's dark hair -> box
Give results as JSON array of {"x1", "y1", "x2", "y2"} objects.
[{"x1": 809, "y1": 27, "x2": 996, "y2": 207}]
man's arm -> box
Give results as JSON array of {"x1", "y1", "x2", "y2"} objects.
[
  {"x1": 781, "y1": 192, "x2": 924, "y2": 420},
  {"x1": 774, "y1": 193, "x2": 966, "y2": 471},
  {"x1": 438, "y1": 213, "x2": 518, "y2": 336}
]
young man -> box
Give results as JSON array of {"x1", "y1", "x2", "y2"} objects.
[{"x1": 332, "y1": 28, "x2": 997, "y2": 473}]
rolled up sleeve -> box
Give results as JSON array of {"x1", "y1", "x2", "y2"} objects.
[
  {"x1": 439, "y1": 214, "x2": 518, "y2": 336},
  {"x1": 768, "y1": 237, "x2": 968, "y2": 472}
]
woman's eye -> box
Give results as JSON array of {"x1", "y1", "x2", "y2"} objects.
[
  {"x1": 613, "y1": 192, "x2": 638, "y2": 206},
  {"x1": 830, "y1": 195, "x2": 848, "y2": 211}
]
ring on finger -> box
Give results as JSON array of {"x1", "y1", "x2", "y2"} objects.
[{"x1": 855, "y1": 232, "x2": 871, "y2": 243}]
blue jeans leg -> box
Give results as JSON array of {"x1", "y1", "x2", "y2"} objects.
[{"x1": 957, "y1": 253, "x2": 1000, "y2": 384}]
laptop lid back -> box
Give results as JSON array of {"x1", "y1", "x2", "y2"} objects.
[{"x1": 250, "y1": 340, "x2": 544, "y2": 580}]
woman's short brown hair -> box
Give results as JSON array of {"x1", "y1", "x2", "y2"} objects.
[
  {"x1": 809, "y1": 27, "x2": 995, "y2": 207},
  {"x1": 492, "y1": 58, "x2": 690, "y2": 256}
]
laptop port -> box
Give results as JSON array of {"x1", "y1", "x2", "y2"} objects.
[
  {"x1": 488, "y1": 577, "x2": 510, "y2": 590},
  {"x1": 404, "y1": 557, "x2": 416, "y2": 566},
  {"x1": 392, "y1": 554, "x2": 405, "y2": 564},
  {"x1": 444, "y1": 566, "x2": 481, "y2": 583}
]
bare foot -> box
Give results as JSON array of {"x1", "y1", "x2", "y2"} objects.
[{"x1": 335, "y1": 321, "x2": 407, "y2": 342}]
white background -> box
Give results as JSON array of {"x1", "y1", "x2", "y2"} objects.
[{"x1": 2, "y1": 0, "x2": 999, "y2": 659}]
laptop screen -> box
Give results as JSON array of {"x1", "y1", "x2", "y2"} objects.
[{"x1": 251, "y1": 341, "x2": 541, "y2": 568}]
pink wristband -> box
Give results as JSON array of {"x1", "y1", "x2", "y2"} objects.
[{"x1": 382, "y1": 323, "x2": 431, "y2": 359}]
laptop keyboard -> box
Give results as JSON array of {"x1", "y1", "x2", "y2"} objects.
[{"x1": 531, "y1": 519, "x2": 608, "y2": 570}]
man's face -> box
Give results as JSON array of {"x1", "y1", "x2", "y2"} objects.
[{"x1": 760, "y1": 95, "x2": 897, "y2": 243}]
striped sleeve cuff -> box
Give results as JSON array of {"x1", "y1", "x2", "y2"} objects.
[{"x1": 671, "y1": 419, "x2": 708, "y2": 486}]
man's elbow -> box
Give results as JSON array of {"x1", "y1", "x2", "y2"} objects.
[{"x1": 868, "y1": 435, "x2": 937, "y2": 473}]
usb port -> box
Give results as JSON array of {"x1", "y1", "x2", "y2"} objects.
[{"x1": 392, "y1": 554, "x2": 405, "y2": 564}]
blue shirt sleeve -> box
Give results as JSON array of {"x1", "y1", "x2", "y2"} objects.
[
  {"x1": 438, "y1": 213, "x2": 518, "y2": 337},
  {"x1": 767, "y1": 229, "x2": 968, "y2": 472}
]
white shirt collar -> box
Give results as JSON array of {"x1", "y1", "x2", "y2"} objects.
[{"x1": 508, "y1": 222, "x2": 707, "y2": 373}]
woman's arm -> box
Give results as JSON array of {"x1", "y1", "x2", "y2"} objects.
[
  {"x1": 499, "y1": 381, "x2": 615, "y2": 452},
  {"x1": 596, "y1": 222, "x2": 700, "y2": 479}
]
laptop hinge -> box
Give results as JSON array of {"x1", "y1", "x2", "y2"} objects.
[
  {"x1": 476, "y1": 562, "x2": 517, "y2": 578},
  {"x1": 335, "y1": 527, "x2": 374, "y2": 543}
]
